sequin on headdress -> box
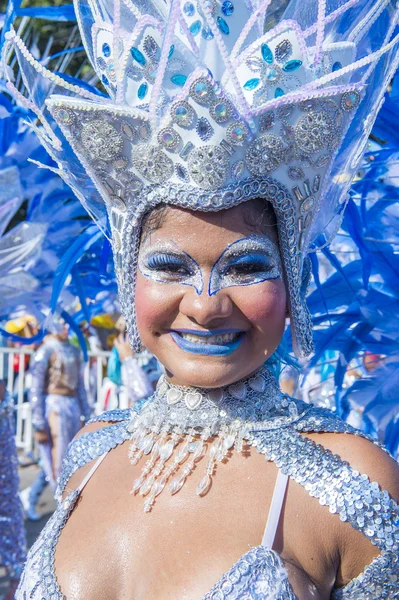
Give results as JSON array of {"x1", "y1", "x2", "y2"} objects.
[{"x1": 3, "y1": 0, "x2": 399, "y2": 356}]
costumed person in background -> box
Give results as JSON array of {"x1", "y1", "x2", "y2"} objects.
[
  {"x1": 0, "y1": 380, "x2": 26, "y2": 600},
  {"x1": 112, "y1": 315, "x2": 154, "y2": 409},
  {"x1": 21, "y1": 319, "x2": 92, "y2": 520},
  {"x1": 5, "y1": 0, "x2": 399, "y2": 597}
]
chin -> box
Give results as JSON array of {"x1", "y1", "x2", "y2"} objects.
[{"x1": 162, "y1": 350, "x2": 264, "y2": 389}]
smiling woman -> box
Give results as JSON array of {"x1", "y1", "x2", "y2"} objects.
[{"x1": 8, "y1": 0, "x2": 399, "y2": 598}]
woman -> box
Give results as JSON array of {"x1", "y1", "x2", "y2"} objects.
[{"x1": 7, "y1": 0, "x2": 399, "y2": 597}]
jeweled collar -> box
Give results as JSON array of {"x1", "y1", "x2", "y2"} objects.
[
  {"x1": 128, "y1": 364, "x2": 309, "y2": 435},
  {"x1": 126, "y1": 365, "x2": 310, "y2": 512}
]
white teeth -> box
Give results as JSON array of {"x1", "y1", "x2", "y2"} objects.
[{"x1": 179, "y1": 332, "x2": 240, "y2": 345}]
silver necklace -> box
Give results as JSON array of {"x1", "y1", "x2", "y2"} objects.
[{"x1": 127, "y1": 365, "x2": 303, "y2": 512}]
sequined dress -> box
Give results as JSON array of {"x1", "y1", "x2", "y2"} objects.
[
  {"x1": 16, "y1": 393, "x2": 399, "y2": 600},
  {"x1": 0, "y1": 390, "x2": 26, "y2": 579},
  {"x1": 29, "y1": 337, "x2": 92, "y2": 485}
]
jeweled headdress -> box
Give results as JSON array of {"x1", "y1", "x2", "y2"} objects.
[{"x1": 3, "y1": 0, "x2": 399, "y2": 356}]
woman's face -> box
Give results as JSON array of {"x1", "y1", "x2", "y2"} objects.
[{"x1": 135, "y1": 202, "x2": 287, "y2": 388}]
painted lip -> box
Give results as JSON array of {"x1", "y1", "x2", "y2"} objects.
[
  {"x1": 170, "y1": 330, "x2": 245, "y2": 356},
  {"x1": 171, "y1": 328, "x2": 243, "y2": 337}
]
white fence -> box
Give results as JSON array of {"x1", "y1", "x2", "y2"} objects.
[{"x1": 0, "y1": 347, "x2": 114, "y2": 455}]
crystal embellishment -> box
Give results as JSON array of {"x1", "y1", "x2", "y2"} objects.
[
  {"x1": 190, "y1": 78, "x2": 213, "y2": 105},
  {"x1": 132, "y1": 146, "x2": 174, "y2": 183},
  {"x1": 245, "y1": 134, "x2": 285, "y2": 176},
  {"x1": 261, "y1": 43, "x2": 273, "y2": 64},
  {"x1": 171, "y1": 101, "x2": 196, "y2": 128},
  {"x1": 196, "y1": 117, "x2": 214, "y2": 141},
  {"x1": 217, "y1": 16, "x2": 230, "y2": 35},
  {"x1": 81, "y1": 120, "x2": 123, "y2": 161},
  {"x1": 210, "y1": 99, "x2": 233, "y2": 123},
  {"x1": 188, "y1": 145, "x2": 230, "y2": 190},
  {"x1": 275, "y1": 39, "x2": 292, "y2": 62},
  {"x1": 221, "y1": 1, "x2": 234, "y2": 16},
  {"x1": 130, "y1": 46, "x2": 146, "y2": 65},
  {"x1": 226, "y1": 120, "x2": 249, "y2": 146},
  {"x1": 341, "y1": 90, "x2": 361, "y2": 111}
]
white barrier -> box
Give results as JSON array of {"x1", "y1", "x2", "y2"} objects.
[{"x1": 0, "y1": 347, "x2": 113, "y2": 454}]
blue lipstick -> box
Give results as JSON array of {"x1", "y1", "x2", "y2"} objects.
[{"x1": 170, "y1": 329, "x2": 245, "y2": 356}]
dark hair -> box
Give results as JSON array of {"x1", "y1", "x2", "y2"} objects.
[{"x1": 140, "y1": 198, "x2": 278, "y2": 242}]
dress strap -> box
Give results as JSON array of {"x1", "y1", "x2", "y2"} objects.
[
  {"x1": 76, "y1": 452, "x2": 108, "y2": 494},
  {"x1": 262, "y1": 469, "x2": 289, "y2": 549}
]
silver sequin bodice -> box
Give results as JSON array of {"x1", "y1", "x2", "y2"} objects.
[{"x1": 17, "y1": 403, "x2": 399, "y2": 599}]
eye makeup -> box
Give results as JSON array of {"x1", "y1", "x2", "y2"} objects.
[
  {"x1": 208, "y1": 236, "x2": 282, "y2": 296},
  {"x1": 138, "y1": 241, "x2": 203, "y2": 294}
]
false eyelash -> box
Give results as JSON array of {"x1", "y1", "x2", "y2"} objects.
[{"x1": 146, "y1": 253, "x2": 190, "y2": 269}]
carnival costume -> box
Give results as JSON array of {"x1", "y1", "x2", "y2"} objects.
[
  {"x1": 0, "y1": 387, "x2": 26, "y2": 580},
  {"x1": 29, "y1": 336, "x2": 92, "y2": 487},
  {"x1": 4, "y1": 0, "x2": 399, "y2": 597}
]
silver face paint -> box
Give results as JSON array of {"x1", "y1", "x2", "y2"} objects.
[
  {"x1": 208, "y1": 236, "x2": 282, "y2": 296},
  {"x1": 138, "y1": 240, "x2": 204, "y2": 294}
]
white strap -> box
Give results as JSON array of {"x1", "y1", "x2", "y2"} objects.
[
  {"x1": 261, "y1": 470, "x2": 289, "y2": 549},
  {"x1": 76, "y1": 452, "x2": 108, "y2": 494}
]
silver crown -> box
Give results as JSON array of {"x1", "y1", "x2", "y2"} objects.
[{"x1": 3, "y1": 0, "x2": 399, "y2": 356}]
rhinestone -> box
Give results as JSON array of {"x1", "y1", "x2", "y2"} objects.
[
  {"x1": 183, "y1": 1, "x2": 195, "y2": 16},
  {"x1": 143, "y1": 35, "x2": 160, "y2": 60},
  {"x1": 264, "y1": 65, "x2": 281, "y2": 82},
  {"x1": 53, "y1": 107, "x2": 74, "y2": 124},
  {"x1": 102, "y1": 42, "x2": 111, "y2": 58},
  {"x1": 137, "y1": 83, "x2": 148, "y2": 99},
  {"x1": 301, "y1": 196, "x2": 314, "y2": 213},
  {"x1": 81, "y1": 120, "x2": 123, "y2": 161},
  {"x1": 96, "y1": 57, "x2": 106, "y2": 70},
  {"x1": 188, "y1": 145, "x2": 230, "y2": 190},
  {"x1": 175, "y1": 164, "x2": 189, "y2": 181},
  {"x1": 132, "y1": 146, "x2": 174, "y2": 183},
  {"x1": 121, "y1": 121, "x2": 136, "y2": 141},
  {"x1": 157, "y1": 127, "x2": 181, "y2": 151},
  {"x1": 274, "y1": 87, "x2": 284, "y2": 97},
  {"x1": 259, "y1": 112, "x2": 274, "y2": 131},
  {"x1": 210, "y1": 99, "x2": 233, "y2": 123},
  {"x1": 226, "y1": 120, "x2": 249, "y2": 146},
  {"x1": 106, "y1": 62, "x2": 116, "y2": 81},
  {"x1": 232, "y1": 160, "x2": 245, "y2": 180},
  {"x1": 179, "y1": 142, "x2": 194, "y2": 159},
  {"x1": 222, "y1": 1, "x2": 234, "y2": 16},
  {"x1": 190, "y1": 78, "x2": 213, "y2": 105},
  {"x1": 283, "y1": 59, "x2": 302, "y2": 72},
  {"x1": 130, "y1": 46, "x2": 146, "y2": 66},
  {"x1": 244, "y1": 77, "x2": 260, "y2": 91},
  {"x1": 217, "y1": 16, "x2": 230, "y2": 35},
  {"x1": 102, "y1": 74, "x2": 109, "y2": 86},
  {"x1": 171, "y1": 74, "x2": 188, "y2": 86},
  {"x1": 288, "y1": 166, "x2": 305, "y2": 180},
  {"x1": 275, "y1": 39, "x2": 292, "y2": 62},
  {"x1": 341, "y1": 90, "x2": 361, "y2": 111},
  {"x1": 261, "y1": 43, "x2": 273, "y2": 64},
  {"x1": 196, "y1": 117, "x2": 214, "y2": 141},
  {"x1": 294, "y1": 110, "x2": 334, "y2": 154},
  {"x1": 189, "y1": 20, "x2": 201, "y2": 36},
  {"x1": 202, "y1": 26, "x2": 214, "y2": 40},
  {"x1": 332, "y1": 61, "x2": 342, "y2": 72},
  {"x1": 171, "y1": 101, "x2": 195, "y2": 128},
  {"x1": 246, "y1": 134, "x2": 285, "y2": 176}
]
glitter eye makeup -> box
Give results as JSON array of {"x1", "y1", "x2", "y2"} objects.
[
  {"x1": 208, "y1": 236, "x2": 282, "y2": 296},
  {"x1": 138, "y1": 242, "x2": 203, "y2": 294}
]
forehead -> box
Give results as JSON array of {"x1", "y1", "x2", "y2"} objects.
[{"x1": 141, "y1": 203, "x2": 278, "y2": 259}]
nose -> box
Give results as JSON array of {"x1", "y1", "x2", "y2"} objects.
[{"x1": 179, "y1": 287, "x2": 234, "y2": 326}]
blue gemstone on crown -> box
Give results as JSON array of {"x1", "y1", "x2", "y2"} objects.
[
  {"x1": 283, "y1": 59, "x2": 302, "y2": 72},
  {"x1": 102, "y1": 74, "x2": 109, "y2": 86},
  {"x1": 202, "y1": 26, "x2": 214, "y2": 40},
  {"x1": 183, "y1": 1, "x2": 195, "y2": 16},
  {"x1": 275, "y1": 87, "x2": 284, "y2": 98},
  {"x1": 171, "y1": 74, "x2": 188, "y2": 86},
  {"x1": 130, "y1": 46, "x2": 146, "y2": 66},
  {"x1": 261, "y1": 44, "x2": 273, "y2": 64},
  {"x1": 332, "y1": 61, "x2": 342, "y2": 72},
  {"x1": 168, "y1": 45, "x2": 175, "y2": 59},
  {"x1": 217, "y1": 16, "x2": 230, "y2": 35},
  {"x1": 102, "y1": 43, "x2": 111, "y2": 58},
  {"x1": 244, "y1": 78, "x2": 260, "y2": 91},
  {"x1": 196, "y1": 117, "x2": 213, "y2": 141},
  {"x1": 222, "y1": 1, "x2": 234, "y2": 16},
  {"x1": 190, "y1": 20, "x2": 201, "y2": 36},
  {"x1": 138, "y1": 83, "x2": 148, "y2": 99}
]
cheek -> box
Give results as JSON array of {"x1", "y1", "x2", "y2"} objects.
[
  {"x1": 235, "y1": 281, "x2": 287, "y2": 331},
  {"x1": 135, "y1": 272, "x2": 180, "y2": 338}
]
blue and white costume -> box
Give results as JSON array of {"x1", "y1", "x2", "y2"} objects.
[{"x1": 0, "y1": 389, "x2": 26, "y2": 580}]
